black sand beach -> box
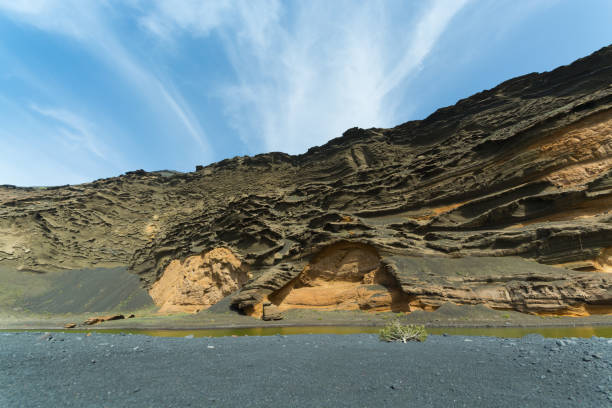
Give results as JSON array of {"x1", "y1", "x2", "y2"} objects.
[{"x1": 2, "y1": 332, "x2": 611, "y2": 407}]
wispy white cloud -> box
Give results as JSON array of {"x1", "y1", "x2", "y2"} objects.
[
  {"x1": 30, "y1": 104, "x2": 107, "y2": 160},
  {"x1": 0, "y1": 0, "x2": 468, "y2": 157},
  {"x1": 140, "y1": 0, "x2": 468, "y2": 154},
  {"x1": 155, "y1": 80, "x2": 209, "y2": 149},
  {"x1": 0, "y1": 0, "x2": 213, "y2": 158},
  {"x1": 377, "y1": 0, "x2": 469, "y2": 99},
  {"x1": 0, "y1": 127, "x2": 91, "y2": 186},
  {"x1": 0, "y1": 93, "x2": 120, "y2": 186},
  {"x1": 139, "y1": 0, "x2": 235, "y2": 40}
]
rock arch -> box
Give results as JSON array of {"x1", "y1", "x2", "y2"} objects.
[{"x1": 267, "y1": 242, "x2": 411, "y2": 313}]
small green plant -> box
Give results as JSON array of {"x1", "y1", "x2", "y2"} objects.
[{"x1": 379, "y1": 320, "x2": 427, "y2": 343}]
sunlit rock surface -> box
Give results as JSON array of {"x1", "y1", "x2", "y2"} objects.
[
  {"x1": 150, "y1": 247, "x2": 249, "y2": 313},
  {"x1": 1, "y1": 45, "x2": 611, "y2": 317}
]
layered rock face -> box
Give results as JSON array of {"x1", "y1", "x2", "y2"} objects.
[
  {"x1": 236, "y1": 244, "x2": 611, "y2": 317},
  {"x1": 1, "y1": 45, "x2": 611, "y2": 317}
]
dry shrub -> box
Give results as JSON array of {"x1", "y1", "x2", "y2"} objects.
[{"x1": 379, "y1": 320, "x2": 427, "y2": 343}]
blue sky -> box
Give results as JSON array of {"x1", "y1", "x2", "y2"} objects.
[{"x1": 0, "y1": 0, "x2": 611, "y2": 186}]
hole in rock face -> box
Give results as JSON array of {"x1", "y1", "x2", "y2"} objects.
[
  {"x1": 149, "y1": 247, "x2": 249, "y2": 314},
  {"x1": 268, "y1": 242, "x2": 411, "y2": 313},
  {"x1": 555, "y1": 247, "x2": 612, "y2": 273},
  {"x1": 596, "y1": 247, "x2": 612, "y2": 273}
]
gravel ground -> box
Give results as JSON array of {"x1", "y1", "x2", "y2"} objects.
[{"x1": 1, "y1": 332, "x2": 611, "y2": 407}]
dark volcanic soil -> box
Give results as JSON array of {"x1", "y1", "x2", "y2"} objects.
[{"x1": 1, "y1": 332, "x2": 611, "y2": 407}]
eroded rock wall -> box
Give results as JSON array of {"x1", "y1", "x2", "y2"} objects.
[
  {"x1": 1, "y1": 45, "x2": 612, "y2": 316},
  {"x1": 262, "y1": 243, "x2": 411, "y2": 315},
  {"x1": 236, "y1": 244, "x2": 611, "y2": 317},
  {"x1": 149, "y1": 248, "x2": 249, "y2": 313}
]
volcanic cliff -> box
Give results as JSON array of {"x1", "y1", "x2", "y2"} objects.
[{"x1": 1, "y1": 45, "x2": 611, "y2": 319}]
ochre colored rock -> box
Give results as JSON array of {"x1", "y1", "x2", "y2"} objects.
[
  {"x1": 149, "y1": 247, "x2": 249, "y2": 313},
  {"x1": 596, "y1": 247, "x2": 612, "y2": 273},
  {"x1": 263, "y1": 242, "x2": 410, "y2": 316},
  {"x1": 64, "y1": 323, "x2": 76, "y2": 328},
  {"x1": 245, "y1": 251, "x2": 612, "y2": 318},
  {"x1": 83, "y1": 314, "x2": 125, "y2": 326}
]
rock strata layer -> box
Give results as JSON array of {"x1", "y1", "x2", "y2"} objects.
[{"x1": 1, "y1": 45, "x2": 612, "y2": 317}]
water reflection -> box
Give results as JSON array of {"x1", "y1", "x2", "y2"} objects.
[{"x1": 6, "y1": 325, "x2": 612, "y2": 338}]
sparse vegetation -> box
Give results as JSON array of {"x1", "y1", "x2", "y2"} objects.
[{"x1": 379, "y1": 319, "x2": 427, "y2": 343}]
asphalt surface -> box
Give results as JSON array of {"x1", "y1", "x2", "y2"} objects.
[{"x1": 1, "y1": 332, "x2": 611, "y2": 407}]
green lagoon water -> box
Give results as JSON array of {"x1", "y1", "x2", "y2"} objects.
[{"x1": 4, "y1": 325, "x2": 612, "y2": 338}]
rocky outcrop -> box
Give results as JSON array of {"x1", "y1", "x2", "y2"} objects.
[
  {"x1": 261, "y1": 242, "x2": 411, "y2": 316},
  {"x1": 1, "y1": 45, "x2": 612, "y2": 317},
  {"x1": 239, "y1": 243, "x2": 611, "y2": 317},
  {"x1": 83, "y1": 314, "x2": 125, "y2": 326},
  {"x1": 149, "y1": 248, "x2": 249, "y2": 313},
  {"x1": 262, "y1": 303, "x2": 283, "y2": 321},
  {"x1": 384, "y1": 256, "x2": 612, "y2": 316}
]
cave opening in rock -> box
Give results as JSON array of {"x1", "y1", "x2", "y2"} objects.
[{"x1": 267, "y1": 242, "x2": 412, "y2": 313}]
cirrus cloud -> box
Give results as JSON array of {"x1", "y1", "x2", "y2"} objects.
[{"x1": 140, "y1": 0, "x2": 469, "y2": 153}]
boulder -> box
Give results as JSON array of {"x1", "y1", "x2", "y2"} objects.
[
  {"x1": 83, "y1": 314, "x2": 125, "y2": 326},
  {"x1": 262, "y1": 303, "x2": 283, "y2": 321}
]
